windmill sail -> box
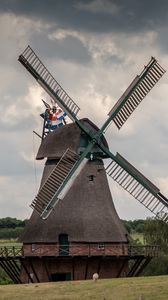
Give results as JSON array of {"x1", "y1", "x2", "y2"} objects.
[
  {"x1": 18, "y1": 46, "x2": 80, "y2": 122},
  {"x1": 19, "y1": 45, "x2": 168, "y2": 224},
  {"x1": 108, "y1": 57, "x2": 166, "y2": 129},
  {"x1": 106, "y1": 153, "x2": 168, "y2": 223},
  {"x1": 31, "y1": 148, "x2": 88, "y2": 219}
]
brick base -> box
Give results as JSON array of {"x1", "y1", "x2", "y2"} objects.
[{"x1": 20, "y1": 256, "x2": 128, "y2": 283}]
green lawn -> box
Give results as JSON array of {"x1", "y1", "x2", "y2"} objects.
[
  {"x1": 0, "y1": 276, "x2": 168, "y2": 300},
  {"x1": 0, "y1": 239, "x2": 22, "y2": 247},
  {"x1": 131, "y1": 232, "x2": 144, "y2": 244}
]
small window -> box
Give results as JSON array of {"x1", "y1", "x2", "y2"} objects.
[
  {"x1": 88, "y1": 175, "x2": 95, "y2": 181},
  {"x1": 97, "y1": 243, "x2": 105, "y2": 250},
  {"x1": 31, "y1": 244, "x2": 37, "y2": 252}
]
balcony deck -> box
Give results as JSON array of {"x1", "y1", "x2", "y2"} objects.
[
  {"x1": 0, "y1": 244, "x2": 160, "y2": 258},
  {"x1": 0, "y1": 244, "x2": 160, "y2": 283}
]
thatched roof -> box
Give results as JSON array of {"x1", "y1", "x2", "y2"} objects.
[
  {"x1": 36, "y1": 118, "x2": 109, "y2": 160},
  {"x1": 22, "y1": 118, "x2": 127, "y2": 244},
  {"x1": 21, "y1": 159, "x2": 128, "y2": 243}
]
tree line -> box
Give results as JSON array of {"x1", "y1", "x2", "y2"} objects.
[
  {"x1": 0, "y1": 217, "x2": 27, "y2": 228},
  {"x1": 0, "y1": 217, "x2": 27, "y2": 239},
  {"x1": 122, "y1": 219, "x2": 145, "y2": 234},
  {"x1": 123, "y1": 218, "x2": 168, "y2": 276},
  {"x1": 0, "y1": 217, "x2": 146, "y2": 239},
  {"x1": 0, "y1": 217, "x2": 147, "y2": 231},
  {"x1": 0, "y1": 217, "x2": 167, "y2": 250}
]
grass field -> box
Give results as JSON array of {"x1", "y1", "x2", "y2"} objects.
[
  {"x1": 131, "y1": 233, "x2": 144, "y2": 244},
  {"x1": 0, "y1": 276, "x2": 168, "y2": 300},
  {"x1": 0, "y1": 239, "x2": 22, "y2": 247}
]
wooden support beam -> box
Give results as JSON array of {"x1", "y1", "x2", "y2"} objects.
[
  {"x1": 85, "y1": 258, "x2": 90, "y2": 280},
  {"x1": 6, "y1": 259, "x2": 21, "y2": 283},
  {"x1": 72, "y1": 257, "x2": 75, "y2": 280},
  {"x1": 19, "y1": 258, "x2": 34, "y2": 283},
  {"x1": 4, "y1": 259, "x2": 20, "y2": 283},
  {"x1": 28, "y1": 258, "x2": 40, "y2": 283},
  {"x1": 97, "y1": 258, "x2": 102, "y2": 275},
  {"x1": 0, "y1": 260, "x2": 18, "y2": 283},
  {"x1": 0, "y1": 260, "x2": 16, "y2": 283},
  {"x1": 116, "y1": 259, "x2": 128, "y2": 278},
  {"x1": 43, "y1": 259, "x2": 50, "y2": 281},
  {"x1": 127, "y1": 258, "x2": 144, "y2": 277},
  {"x1": 12, "y1": 259, "x2": 21, "y2": 274},
  {"x1": 135, "y1": 257, "x2": 152, "y2": 277}
]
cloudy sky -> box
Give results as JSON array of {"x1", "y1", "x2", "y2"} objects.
[{"x1": 0, "y1": 0, "x2": 168, "y2": 221}]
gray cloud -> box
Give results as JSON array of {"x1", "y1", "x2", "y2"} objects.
[
  {"x1": 0, "y1": 0, "x2": 168, "y2": 34},
  {"x1": 30, "y1": 32, "x2": 91, "y2": 64}
]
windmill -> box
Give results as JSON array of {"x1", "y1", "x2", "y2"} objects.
[
  {"x1": 19, "y1": 46, "x2": 168, "y2": 223},
  {"x1": 17, "y1": 46, "x2": 168, "y2": 283}
]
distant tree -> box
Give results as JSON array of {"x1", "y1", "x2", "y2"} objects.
[
  {"x1": 144, "y1": 218, "x2": 168, "y2": 253},
  {"x1": 122, "y1": 219, "x2": 145, "y2": 234},
  {"x1": 0, "y1": 217, "x2": 27, "y2": 240},
  {"x1": 122, "y1": 220, "x2": 131, "y2": 233},
  {"x1": 0, "y1": 218, "x2": 27, "y2": 229},
  {"x1": 143, "y1": 256, "x2": 168, "y2": 276},
  {"x1": 0, "y1": 227, "x2": 24, "y2": 239}
]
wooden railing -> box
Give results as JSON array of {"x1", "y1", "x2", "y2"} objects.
[
  {"x1": 0, "y1": 246, "x2": 22, "y2": 258},
  {"x1": 128, "y1": 245, "x2": 160, "y2": 257},
  {"x1": 0, "y1": 244, "x2": 160, "y2": 258}
]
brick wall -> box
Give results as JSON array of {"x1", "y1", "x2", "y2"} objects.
[
  {"x1": 20, "y1": 242, "x2": 129, "y2": 283},
  {"x1": 22, "y1": 242, "x2": 128, "y2": 257},
  {"x1": 20, "y1": 256, "x2": 128, "y2": 283}
]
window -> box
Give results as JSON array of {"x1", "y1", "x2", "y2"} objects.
[
  {"x1": 88, "y1": 175, "x2": 95, "y2": 181},
  {"x1": 59, "y1": 234, "x2": 69, "y2": 256},
  {"x1": 97, "y1": 243, "x2": 105, "y2": 250},
  {"x1": 31, "y1": 244, "x2": 37, "y2": 252}
]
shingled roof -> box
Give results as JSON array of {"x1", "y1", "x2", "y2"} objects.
[{"x1": 21, "y1": 119, "x2": 128, "y2": 244}]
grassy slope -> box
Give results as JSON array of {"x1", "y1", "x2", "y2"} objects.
[{"x1": 0, "y1": 276, "x2": 168, "y2": 300}]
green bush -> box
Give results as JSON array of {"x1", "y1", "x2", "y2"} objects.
[
  {"x1": 144, "y1": 218, "x2": 168, "y2": 253},
  {"x1": 143, "y1": 255, "x2": 168, "y2": 276},
  {"x1": 122, "y1": 219, "x2": 145, "y2": 233},
  {"x1": 0, "y1": 227, "x2": 24, "y2": 239},
  {"x1": 0, "y1": 266, "x2": 13, "y2": 285},
  {"x1": 0, "y1": 218, "x2": 27, "y2": 229}
]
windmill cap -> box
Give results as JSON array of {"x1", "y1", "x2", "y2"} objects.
[{"x1": 36, "y1": 118, "x2": 109, "y2": 160}]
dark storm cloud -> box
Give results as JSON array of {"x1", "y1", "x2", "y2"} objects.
[
  {"x1": 0, "y1": 0, "x2": 168, "y2": 34},
  {"x1": 29, "y1": 31, "x2": 91, "y2": 64}
]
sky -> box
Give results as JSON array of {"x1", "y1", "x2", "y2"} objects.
[{"x1": 0, "y1": 0, "x2": 168, "y2": 221}]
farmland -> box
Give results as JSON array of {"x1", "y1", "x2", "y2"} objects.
[{"x1": 0, "y1": 275, "x2": 168, "y2": 300}]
